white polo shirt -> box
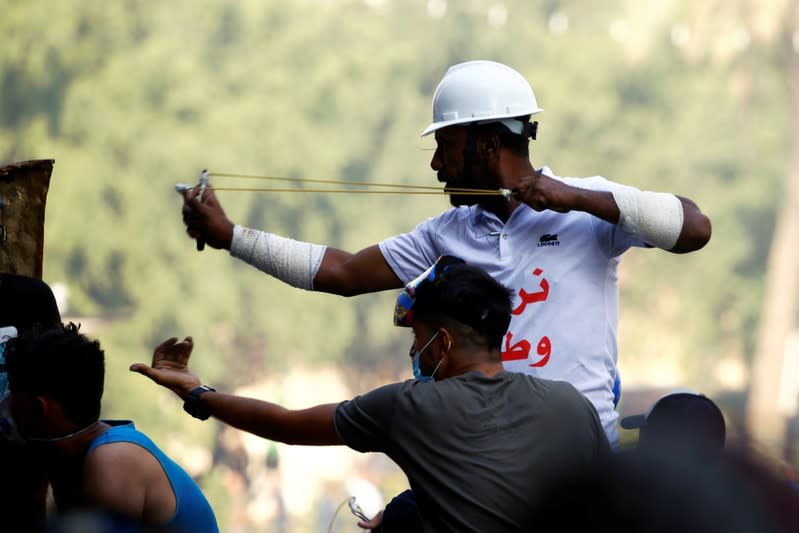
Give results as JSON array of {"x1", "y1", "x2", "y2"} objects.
[{"x1": 379, "y1": 169, "x2": 648, "y2": 447}]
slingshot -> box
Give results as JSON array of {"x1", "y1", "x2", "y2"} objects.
[{"x1": 176, "y1": 170, "x2": 513, "y2": 198}]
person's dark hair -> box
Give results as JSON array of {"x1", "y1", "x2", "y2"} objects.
[
  {"x1": 5, "y1": 322, "x2": 104, "y2": 427},
  {"x1": 0, "y1": 273, "x2": 62, "y2": 332},
  {"x1": 412, "y1": 263, "x2": 512, "y2": 351},
  {"x1": 468, "y1": 116, "x2": 534, "y2": 158}
]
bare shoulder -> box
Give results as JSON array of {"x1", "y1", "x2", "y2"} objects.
[
  {"x1": 84, "y1": 441, "x2": 177, "y2": 524},
  {"x1": 86, "y1": 441, "x2": 160, "y2": 473},
  {"x1": 83, "y1": 441, "x2": 162, "y2": 495}
]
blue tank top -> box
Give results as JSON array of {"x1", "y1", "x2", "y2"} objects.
[{"x1": 87, "y1": 420, "x2": 219, "y2": 533}]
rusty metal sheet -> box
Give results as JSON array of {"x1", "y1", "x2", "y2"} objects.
[{"x1": 0, "y1": 159, "x2": 55, "y2": 279}]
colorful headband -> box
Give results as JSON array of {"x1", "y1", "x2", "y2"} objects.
[{"x1": 393, "y1": 255, "x2": 465, "y2": 327}]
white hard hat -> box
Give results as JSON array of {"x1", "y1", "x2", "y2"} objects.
[{"x1": 421, "y1": 60, "x2": 543, "y2": 137}]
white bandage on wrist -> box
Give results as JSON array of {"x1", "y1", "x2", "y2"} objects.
[
  {"x1": 611, "y1": 188, "x2": 684, "y2": 250},
  {"x1": 230, "y1": 225, "x2": 327, "y2": 290}
]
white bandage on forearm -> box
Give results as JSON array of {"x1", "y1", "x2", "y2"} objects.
[
  {"x1": 611, "y1": 188, "x2": 684, "y2": 250},
  {"x1": 230, "y1": 225, "x2": 327, "y2": 290}
]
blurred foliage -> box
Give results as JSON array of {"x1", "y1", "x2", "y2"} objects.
[{"x1": 1, "y1": 0, "x2": 792, "y2": 529}]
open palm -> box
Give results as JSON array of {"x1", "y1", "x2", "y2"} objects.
[{"x1": 130, "y1": 336, "x2": 201, "y2": 398}]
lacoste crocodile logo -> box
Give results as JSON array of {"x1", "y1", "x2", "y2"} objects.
[{"x1": 538, "y1": 234, "x2": 560, "y2": 247}]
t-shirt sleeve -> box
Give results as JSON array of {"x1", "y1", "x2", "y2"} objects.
[
  {"x1": 378, "y1": 217, "x2": 442, "y2": 284},
  {"x1": 333, "y1": 382, "x2": 404, "y2": 453},
  {"x1": 562, "y1": 175, "x2": 649, "y2": 256}
]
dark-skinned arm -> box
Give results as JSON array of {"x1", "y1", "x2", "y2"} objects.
[
  {"x1": 191, "y1": 394, "x2": 341, "y2": 445},
  {"x1": 313, "y1": 245, "x2": 403, "y2": 295},
  {"x1": 130, "y1": 337, "x2": 343, "y2": 446},
  {"x1": 181, "y1": 187, "x2": 402, "y2": 295},
  {"x1": 515, "y1": 171, "x2": 711, "y2": 253}
]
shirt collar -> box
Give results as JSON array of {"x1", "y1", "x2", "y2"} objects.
[{"x1": 468, "y1": 204, "x2": 498, "y2": 226}]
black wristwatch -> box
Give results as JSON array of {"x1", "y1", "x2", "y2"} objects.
[{"x1": 183, "y1": 385, "x2": 216, "y2": 420}]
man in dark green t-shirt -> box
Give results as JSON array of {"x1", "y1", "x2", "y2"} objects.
[{"x1": 133, "y1": 257, "x2": 609, "y2": 532}]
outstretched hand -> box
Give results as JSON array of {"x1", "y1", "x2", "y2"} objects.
[{"x1": 130, "y1": 337, "x2": 201, "y2": 399}]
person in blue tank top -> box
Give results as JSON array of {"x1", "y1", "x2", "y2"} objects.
[{"x1": 3, "y1": 322, "x2": 219, "y2": 533}]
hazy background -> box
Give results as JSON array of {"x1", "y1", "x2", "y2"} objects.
[{"x1": 3, "y1": 0, "x2": 798, "y2": 530}]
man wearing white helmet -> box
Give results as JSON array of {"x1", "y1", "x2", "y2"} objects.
[{"x1": 181, "y1": 60, "x2": 712, "y2": 447}]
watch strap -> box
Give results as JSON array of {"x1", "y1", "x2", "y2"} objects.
[{"x1": 183, "y1": 385, "x2": 215, "y2": 420}]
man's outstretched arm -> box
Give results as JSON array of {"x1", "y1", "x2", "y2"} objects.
[
  {"x1": 181, "y1": 187, "x2": 402, "y2": 295},
  {"x1": 189, "y1": 392, "x2": 343, "y2": 446},
  {"x1": 130, "y1": 337, "x2": 344, "y2": 445}
]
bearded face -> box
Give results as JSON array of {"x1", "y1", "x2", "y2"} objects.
[{"x1": 432, "y1": 127, "x2": 506, "y2": 212}]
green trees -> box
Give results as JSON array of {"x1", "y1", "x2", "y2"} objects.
[
  {"x1": 2, "y1": 1, "x2": 794, "y2": 528},
  {"x1": 615, "y1": 0, "x2": 798, "y2": 453}
]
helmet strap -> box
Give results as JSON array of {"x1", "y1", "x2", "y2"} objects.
[{"x1": 519, "y1": 120, "x2": 538, "y2": 140}]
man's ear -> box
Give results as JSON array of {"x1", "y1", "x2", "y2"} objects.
[
  {"x1": 478, "y1": 133, "x2": 500, "y2": 158},
  {"x1": 35, "y1": 395, "x2": 55, "y2": 419},
  {"x1": 438, "y1": 328, "x2": 454, "y2": 355}
]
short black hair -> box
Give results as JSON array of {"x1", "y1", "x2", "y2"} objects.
[
  {"x1": 412, "y1": 263, "x2": 512, "y2": 350},
  {"x1": 468, "y1": 116, "x2": 534, "y2": 158},
  {"x1": 5, "y1": 322, "x2": 104, "y2": 427},
  {"x1": 0, "y1": 273, "x2": 62, "y2": 332}
]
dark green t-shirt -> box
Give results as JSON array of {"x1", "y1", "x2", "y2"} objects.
[{"x1": 334, "y1": 370, "x2": 609, "y2": 532}]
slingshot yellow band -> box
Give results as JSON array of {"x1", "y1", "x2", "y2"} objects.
[{"x1": 205, "y1": 172, "x2": 510, "y2": 196}]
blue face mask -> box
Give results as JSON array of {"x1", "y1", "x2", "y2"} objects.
[
  {"x1": 411, "y1": 331, "x2": 444, "y2": 382},
  {"x1": 0, "y1": 342, "x2": 7, "y2": 397},
  {"x1": 0, "y1": 391, "x2": 23, "y2": 444},
  {"x1": 0, "y1": 327, "x2": 19, "y2": 397}
]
